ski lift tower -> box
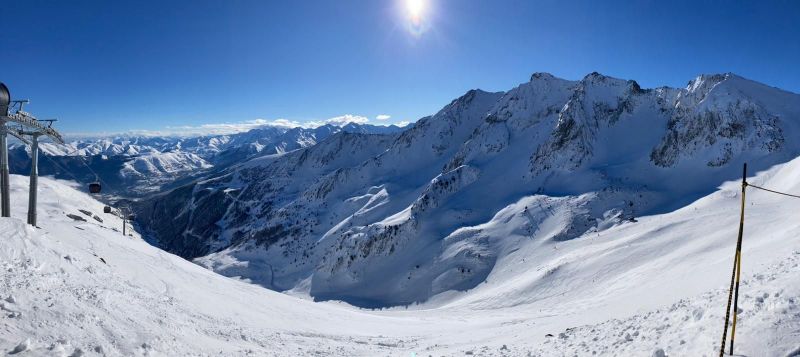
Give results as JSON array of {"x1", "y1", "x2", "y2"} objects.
[{"x1": 0, "y1": 82, "x2": 65, "y2": 224}]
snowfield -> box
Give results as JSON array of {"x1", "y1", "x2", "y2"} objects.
[{"x1": 3, "y1": 151, "x2": 800, "y2": 355}]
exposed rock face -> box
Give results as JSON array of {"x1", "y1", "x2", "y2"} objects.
[{"x1": 651, "y1": 74, "x2": 785, "y2": 168}]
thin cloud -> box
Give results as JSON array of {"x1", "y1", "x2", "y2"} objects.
[
  {"x1": 63, "y1": 114, "x2": 382, "y2": 138},
  {"x1": 325, "y1": 114, "x2": 370, "y2": 126},
  {"x1": 160, "y1": 118, "x2": 304, "y2": 136},
  {"x1": 376, "y1": 114, "x2": 391, "y2": 120},
  {"x1": 64, "y1": 118, "x2": 304, "y2": 138}
]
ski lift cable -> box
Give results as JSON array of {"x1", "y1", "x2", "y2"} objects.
[
  {"x1": 40, "y1": 153, "x2": 110, "y2": 210},
  {"x1": 66, "y1": 147, "x2": 108, "y2": 187},
  {"x1": 37, "y1": 150, "x2": 86, "y2": 185},
  {"x1": 746, "y1": 183, "x2": 800, "y2": 199},
  {"x1": 42, "y1": 140, "x2": 114, "y2": 191},
  {"x1": 11, "y1": 126, "x2": 111, "y2": 192}
]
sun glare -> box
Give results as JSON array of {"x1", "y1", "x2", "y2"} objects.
[
  {"x1": 402, "y1": 0, "x2": 430, "y2": 37},
  {"x1": 406, "y1": 0, "x2": 426, "y2": 23}
]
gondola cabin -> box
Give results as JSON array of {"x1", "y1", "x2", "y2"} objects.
[
  {"x1": 103, "y1": 206, "x2": 112, "y2": 214},
  {"x1": 89, "y1": 182, "x2": 101, "y2": 194}
]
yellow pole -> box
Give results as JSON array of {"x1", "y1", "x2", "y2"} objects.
[
  {"x1": 730, "y1": 246, "x2": 743, "y2": 354},
  {"x1": 719, "y1": 163, "x2": 746, "y2": 357}
]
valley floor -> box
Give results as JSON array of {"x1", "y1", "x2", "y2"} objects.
[{"x1": 2, "y1": 161, "x2": 800, "y2": 356}]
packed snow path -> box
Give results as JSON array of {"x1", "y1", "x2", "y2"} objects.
[{"x1": 2, "y1": 156, "x2": 800, "y2": 356}]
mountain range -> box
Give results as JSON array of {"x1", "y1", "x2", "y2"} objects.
[
  {"x1": 8, "y1": 123, "x2": 404, "y2": 197},
  {"x1": 125, "y1": 72, "x2": 800, "y2": 307}
]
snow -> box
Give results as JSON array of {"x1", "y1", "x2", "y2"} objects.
[
  {"x1": 8, "y1": 123, "x2": 404, "y2": 198},
  {"x1": 3, "y1": 151, "x2": 800, "y2": 355},
  {"x1": 126, "y1": 72, "x2": 800, "y2": 316},
  {"x1": 1, "y1": 176, "x2": 426, "y2": 356},
  {"x1": 3, "y1": 71, "x2": 800, "y2": 355}
]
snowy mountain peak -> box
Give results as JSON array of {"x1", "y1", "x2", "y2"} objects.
[
  {"x1": 579, "y1": 71, "x2": 630, "y2": 89},
  {"x1": 679, "y1": 73, "x2": 734, "y2": 105},
  {"x1": 448, "y1": 88, "x2": 503, "y2": 108},
  {"x1": 650, "y1": 72, "x2": 798, "y2": 168},
  {"x1": 677, "y1": 72, "x2": 784, "y2": 107},
  {"x1": 529, "y1": 72, "x2": 557, "y2": 81},
  {"x1": 686, "y1": 72, "x2": 734, "y2": 92},
  {"x1": 431, "y1": 89, "x2": 505, "y2": 128}
]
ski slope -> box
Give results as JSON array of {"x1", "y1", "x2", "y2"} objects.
[{"x1": 2, "y1": 156, "x2": 800, "y2": 356}]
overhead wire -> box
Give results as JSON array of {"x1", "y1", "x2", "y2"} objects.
[
  {"x1": 36, "y1": 139, "x2": 114, "y2": 192},
  {"x1": 38, "y1": 150, "x2": 85, "y2": 185},
  {"x1": 11, "y1": 133, "x2": 113, "y2": 195},
  {"x1": 746, "y1": 182, "x2": 800, "y2": 199}
]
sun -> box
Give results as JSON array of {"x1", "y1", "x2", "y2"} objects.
[
  {"x1": 405, "y1": 0, "x2": 426, "y2": 24},
  {"x1": 402, "y1": 0, "x2": 430, "y2": 37}
]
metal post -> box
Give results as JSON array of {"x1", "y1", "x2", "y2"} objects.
[
  {"x1": 123, "y1": 216, "x2": 127, "y2": 236},
  {"x1": 0, "y1": 123, "x2": 10, "y2": 217},
  {"x1": 27, "y1": 134, "x2": 40, "y2": 226}
]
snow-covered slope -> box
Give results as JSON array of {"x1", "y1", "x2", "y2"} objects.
[
  {"x1": 2, "y1": 158, "x2": 800, "y2": 355},
  {"x1": 0, "y1": 175, "x2": 423, "y2": 355},
  {"x1": 136, "y1": 72, "x2": 800, "y2": 308}
]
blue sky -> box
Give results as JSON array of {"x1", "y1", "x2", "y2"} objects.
[{"x1": 2, "y1": 0, "x2": 799, "y2": 134}]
